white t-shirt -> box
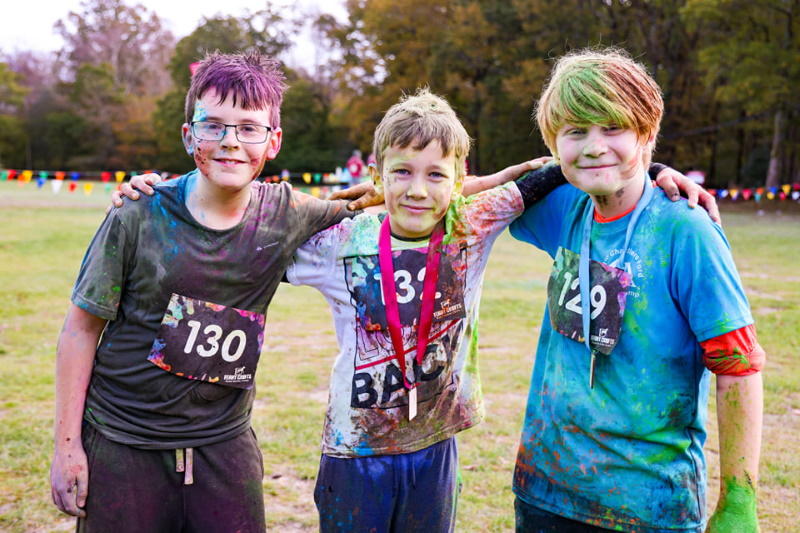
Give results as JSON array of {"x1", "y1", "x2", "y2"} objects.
[{"x1": 286, "y1": 182, "x2": 524, "y2": 457}]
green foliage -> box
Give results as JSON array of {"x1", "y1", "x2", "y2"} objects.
[
  {"x1": 0, "y1": 62, "x2": 29, "y2": 167},
  {"x1": 42, "y1": 112, "x2": 90, "y2": 169},
  {"x1": 271, "y1": 73, "x2": 348, "y2": 173},
  {"x1": 1, "y1": 0, "x2": 796, "y2": 188},
  {"x1": 0, "y1": 62, "x2": 28, "y2": 111},
  {"x1": 168, "y1": 8, "x2": 300, "y2": 88},
  {"x1": 153, "y1": 89, "x2": 194, "y2": 174},
  {"x1": 682, "y1": 0, "x2": 800, "y2": 186},
  {"x1": 0, "y1": 114, "x2": 26, "y2": 167},
  {"x1": 684, "y1": 0, "x2": 800, "y2": 113}
]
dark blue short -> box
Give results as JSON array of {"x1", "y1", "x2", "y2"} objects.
[{"x1": 315, "y1": 437, "x2": 460, "y2": 532}]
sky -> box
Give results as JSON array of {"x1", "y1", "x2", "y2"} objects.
[{"x1": 0, "y1": 0, "x2": 347, "y2": 69}]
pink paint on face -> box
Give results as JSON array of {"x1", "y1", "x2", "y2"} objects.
[
  {"x1": 555, "y1": 123, "x2": 650, "y2": 215},
  {"x1": 181, "y1": 88, "x2": 282, "y2": 195},
  {"x1": 373, "y1": 141, "x2": 460, "y2": 239}
]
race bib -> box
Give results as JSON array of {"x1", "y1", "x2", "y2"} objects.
[
  {"x1": 148, "y1": 294, "x2": 265, "y2": 389},
  {"x1": 348, "y1": 244, "x2": 467, "y2": 331},
  {"x1": 547, "y1": 247, "x2": 632, "y2": 354}
]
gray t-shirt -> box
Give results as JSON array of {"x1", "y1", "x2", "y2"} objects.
[{"x1": 72, "y1": 170, "x2": 352, "y2": 449}]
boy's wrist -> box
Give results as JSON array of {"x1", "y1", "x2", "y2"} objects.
[{"x1": 648, "y1": 162, "x2": 668, "y2": 179}]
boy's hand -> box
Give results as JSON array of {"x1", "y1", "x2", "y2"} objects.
[
  {"x1": 706, "y1": 481, "x2": 760, "y2": 533},
  {"x1": 328, "y1": 181, "x2": 383, "y2": 211},
  {"x1": 655, "y1": 169, "x2": 721, "y2": 224},
  {"x1": 50, "y1": 444, "x2": 89, "y2": 517},
  {"x1": 106, "y1": 173, "x2": 163, "y2": 213}
]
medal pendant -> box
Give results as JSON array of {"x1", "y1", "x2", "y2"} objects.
[{"x1": 409, "y1": 387, "x2": 418, "y2": 420}]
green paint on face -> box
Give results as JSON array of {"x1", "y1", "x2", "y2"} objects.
[{"x1": 707, "y1": 475, "x2": 759, "y2": 533}]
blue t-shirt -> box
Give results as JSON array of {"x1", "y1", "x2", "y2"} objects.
[{"x1": 509, "y1": 182, "x2": 753, "y2": 533}]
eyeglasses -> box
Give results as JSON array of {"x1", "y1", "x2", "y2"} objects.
[{"x1": 191, "y1": 121, "x2": 273, "y2": 144}]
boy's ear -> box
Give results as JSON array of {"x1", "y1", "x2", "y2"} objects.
[
  {"x1": 265, "y1": 128, "x2": 282, "y2": 160},
  {"x1": 369, "y1": 163, "x2": 383, "y2": 196},
  {"x1": 451, "y1": 176, "x2": 464, "y2": 199},
  {"x1": 181, "y1": 124, "x2": 194, "y2": 156}
]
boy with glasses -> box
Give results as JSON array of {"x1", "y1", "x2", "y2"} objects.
[{"x1": 49, "y1": 50, "x2": 355, "y2": 532}]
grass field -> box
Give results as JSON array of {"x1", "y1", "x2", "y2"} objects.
[{"x1": 1, "y1": 181, "x2": 798, "y2": 532}]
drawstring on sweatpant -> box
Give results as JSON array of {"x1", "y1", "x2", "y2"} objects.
[{"x1": 175, "y1": 448, "x2": 194, "y2": 485}]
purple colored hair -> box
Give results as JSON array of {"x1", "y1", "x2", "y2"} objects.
[{"x1": 184, "y1": 50, "x2": 288, "y2": 128}]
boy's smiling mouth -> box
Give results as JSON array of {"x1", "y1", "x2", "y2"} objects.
[
  {"x1": 401, "y1": 204, "x2": 433, "y2": 214},
  {"x1": 214, "y1": 157, "x2": 246, "y2": 166},
  {"x1": 578, "y1": 163, "x2": 615, "y2": 170}
]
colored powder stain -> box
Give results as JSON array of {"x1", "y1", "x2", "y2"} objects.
[
  {"x1": 147, "y1": 351, "x2": 171, "y2": 372},
  {"x1": 192, "y1": 102, "x2": 209, "y2": 123},
  {"x1": 706, "y1": 475, "x2": 759, "y2": 532},
  {"x1": 463, "y1": 327, "x2": 480, "y2": 374}
]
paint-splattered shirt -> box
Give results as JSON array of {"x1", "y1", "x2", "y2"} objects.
[
  {"x1": 72, "y1": 170, "x2": 352, "y2": 450},
  {"x1": 509, "y1": 182, "x2": 754, "y2": 533},
  {"x1": 286, "y1": 182, "x2": 526, "y2": 457}
]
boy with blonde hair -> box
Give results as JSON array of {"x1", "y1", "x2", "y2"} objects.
[
  {"x1": 510, "y1": 47, "x2": 764, "y2": 533},
  {"x1": 286, "y1": 88, "x2": 567, "y2": 531}
]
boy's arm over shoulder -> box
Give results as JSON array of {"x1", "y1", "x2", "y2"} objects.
[
  {"x1": 456, "y1": 162, "x2": 565, "y2": 232},
  {"x1": 509, "y1": 182, "x2": 584, "y2": 256},
  {"x1": 290, "y1": 187, "x2": 357, "y2": 241},
  {"x1": 461, "y1": 156, "x2": 553, "y2": 196},
  {"x1": 286, "y1": 214, "x2": 369, "y2": 289},
  {"x1": 50, "y1": 304, "x2": 107, "y2": 518},
  {"x1": 515, "y1": 162, "x2": 569, "y2": 209}
]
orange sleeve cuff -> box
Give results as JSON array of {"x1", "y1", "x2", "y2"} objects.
[{"x1": 700, "y1": 324, "x2": 765, "y2": 376}]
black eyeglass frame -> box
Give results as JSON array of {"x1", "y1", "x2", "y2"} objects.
[{"x1": 190, "y1": 121, "x2": 274, "y2": 144}]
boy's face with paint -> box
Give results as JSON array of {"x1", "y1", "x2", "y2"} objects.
[
  {"x1": 181, "y1": 88, "x2": 282, "y2": 193},
  {"x1": 553, "y1": 123, "x2": 651, "y2": 198},
  {"x1": 370, "y1": 140, "x2": 462, "y2": 239}
]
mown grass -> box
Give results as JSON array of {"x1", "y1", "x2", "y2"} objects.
[{"x1": 1, "y1": 181, "x2": 798, "y2": 532}]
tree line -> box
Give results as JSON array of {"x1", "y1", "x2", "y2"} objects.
[{"x1": 0, "y1": 0, "x2": 797, "y2": 188}]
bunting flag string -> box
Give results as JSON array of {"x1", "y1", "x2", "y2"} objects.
[
  {"x1": 0, "y1": 167, "x2": 355, "y2": 198},
  {"x1": 705, "y1": 183, "x2": 800, "y2": 203},
  {"x1": 11, "y1": 166, "x2": 797, "y2": 202}
]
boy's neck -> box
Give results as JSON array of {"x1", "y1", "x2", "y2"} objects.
[
  {"x1": 590, "y1": 173, "x2": 646, "y2": 220},
  {"x1": 185, "y1": 172, "x2": 253, "y2": 230}
]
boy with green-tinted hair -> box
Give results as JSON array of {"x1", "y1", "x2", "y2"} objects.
[{"x1": 510, "y1": 47, "x2": 764, "y2": 532}]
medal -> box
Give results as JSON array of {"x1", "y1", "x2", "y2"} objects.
[{"x1": 378, "y1": 216, "x2": 444, "y2": 420}]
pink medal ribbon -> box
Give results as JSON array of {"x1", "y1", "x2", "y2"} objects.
[{"x1": 378, "y1": 215, "x2": 444, "y2": 420}]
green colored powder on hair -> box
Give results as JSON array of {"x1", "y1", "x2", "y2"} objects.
[{"x1": 553, "y1": 66, "x2": 633, "y2": 131}]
